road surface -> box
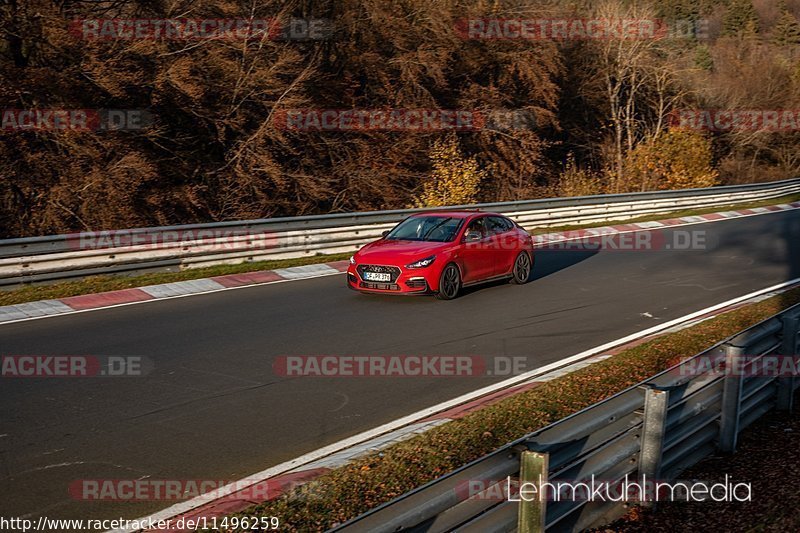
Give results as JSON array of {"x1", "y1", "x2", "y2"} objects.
[{"x1": 1, "y1": 209, "x2": 798, "y2": 522}]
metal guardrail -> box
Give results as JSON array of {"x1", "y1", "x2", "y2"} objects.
[
  {"x1": 1, "y1": 178, "x2": 799, "y2": 286},
  {"x1": 332, "y1": 304, "x2": 800, "y2": 533}
]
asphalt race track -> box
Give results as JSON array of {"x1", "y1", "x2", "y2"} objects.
[{"x1": 2, "y1": 210, "x2": 799, "y2": 523}]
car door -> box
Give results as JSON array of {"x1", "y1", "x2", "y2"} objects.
[
  {"x1": 487, "y1": 216, "x2": 518, "y2": 275},
  {"x1": 457, "y1": 216, "x2": 496, "y2": 283}
]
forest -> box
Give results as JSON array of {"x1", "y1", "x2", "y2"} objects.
[{"x1": 1, "y1": 0, "x2": 799, "y2": 238}]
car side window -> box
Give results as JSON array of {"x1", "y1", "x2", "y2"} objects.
[
  {"x1": 488, "y1": 216, "x2": 511, "y2": 234},
  {"x1": 465, "y1": 217, "x2": 487, "y2": 238}
]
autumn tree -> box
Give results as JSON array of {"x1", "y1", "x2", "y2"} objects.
[
  {"x1": 623, "y1": 130, "x2": 719, "y2": 191},
  {"x1": 414, "y1": 134, "x2": 487, "y2": 207},
  {"x1": 772, "y1": 9, "x2": 800, "y2": 45},
  {"x1": 588, "y1": 0, "x2": 691, "y2": 190},
  {"x1": 2, "y1": 0, "x2": 799, "y2": 238},
  {"x1": 551, "y1": 153, "x2": 603, "y2": 197},
  {"x1": 695, "y1": 44, "x2": 714, "y2": 70},
  {"x1": 723, "y1": 0, "x2": 760, "y2": 36}
]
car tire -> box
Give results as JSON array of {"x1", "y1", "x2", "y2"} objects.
[
  {"x1": 436, "y1": 263, "x2": 461, "y2": 300},
  {"x1": 510, "y1": 251, "x2": 532, "y2": 284}
]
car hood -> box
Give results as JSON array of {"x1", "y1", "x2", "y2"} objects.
[{"x1": 356, "y1": 239, "x2": 451, "y2": 265}]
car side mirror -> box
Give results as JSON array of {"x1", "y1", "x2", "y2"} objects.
[
  {"x1": 464, "y1": 231, "x2": 482, "y2": 243},
  {"x1": 381, "y1": 230, "x2": 390, "y2": 238}
]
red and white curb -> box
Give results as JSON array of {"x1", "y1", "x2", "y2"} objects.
[
  {"x1": 4, "y1": 202, "x2": 800, "y2": 328},
  {"x1": 531, "y1": 202, "x2": 800, "y2": 247},
  {"x1": 0, "y1": 262, "x2": 349, "y2": 325},
  {"x1": 115, "y1": 278, "x2": 800, "y2": 532}
]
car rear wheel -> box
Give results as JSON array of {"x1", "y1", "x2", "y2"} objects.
[
  {"x1": 510, "y1": 251, "x2": 532, "y2": 284},
  {"x1": 436, "y1": 264, "x2": 461, "y2": 300}
]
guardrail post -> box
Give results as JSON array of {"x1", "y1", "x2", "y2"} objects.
[
  {"x1": 719, "y1": 344, "x2": 745, "y2": 453},
  {"x1": 639, "y1": 385, "x2": 669, "y2": 507},
  {"x1": 778, "y1": 312, "x2": 800, "y2": 412},
  {"x1": 518, "y1": 451, "x2": 548, "y2": 533},
  {"x1": 638, "y1": 386, "x2": 670, "y2": 508}
]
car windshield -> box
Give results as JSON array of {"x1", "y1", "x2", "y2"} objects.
[{"x1": 385, "y1": 216, "x2": 463, "y2": 242}]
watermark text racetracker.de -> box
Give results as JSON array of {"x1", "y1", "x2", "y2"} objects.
[
  {"x1": 533, "y1": 228, "x2": 713, "y2": 252},
  {"x1": 67, "y1": 228, "x2": 280, "y2": 251},
  {"x1": 70, "y1": 17, "x2": 333, "y2": 41},
  {"x1": 455, "y1": 18, "x2": 709, "y2": 41},
  {"x1": 0, "y1": 355, "x2": 152, "y2": 378},
  {"x1": 670, "y1": 109, "x2": 800, "y2": 132},
  {"x1": 63, "y1": 223, "x2": 711, "y2": 254},
  {"x1": 1, "y1": 109, "x2": 152, "y2": 132},
  {"x1": 272, "y1": 108, "x2": 536, "y2": 132},
  {"x1": 69, "y1": 478, "x2": 300, "y2": 502},
  {"x1": 675, "y1": 354, "x2": 800, "y2": 379},
  {"x1": 273, "y1": 355, "x2": 529, "y2": 377}
]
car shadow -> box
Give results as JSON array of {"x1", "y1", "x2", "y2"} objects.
[
  {"x1": 458, "y1": 250, "x2": 598, "y2": 298},
  {"x1": 529, "y1": 250, "x2": 597, "y2": 282}
]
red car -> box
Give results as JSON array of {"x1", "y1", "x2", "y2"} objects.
[{"x1": 347, "y1": 211, "x2": 534, "y2": 300}]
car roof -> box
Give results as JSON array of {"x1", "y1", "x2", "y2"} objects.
[{"x1": 409, "y1": 211, "x2": 505, "y2": 219}]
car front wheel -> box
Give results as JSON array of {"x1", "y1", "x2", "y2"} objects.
[{"x1": 436, "y1": 263, "x2": 461, "y2": 300}]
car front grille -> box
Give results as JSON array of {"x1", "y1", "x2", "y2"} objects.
[
  {"x1": 357, "y1": 264, "x2": 401, "y2": 283},
  {"x1": 360, "y1": 282, "x2": 400, "y2": 291}
]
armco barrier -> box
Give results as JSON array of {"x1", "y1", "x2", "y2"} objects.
[
  {"x1": 1, "y1": 178, "x2": 799, "y2": 286},
  {"x1": 332, "y1": 304, "x2": 800, "y2": 533}
]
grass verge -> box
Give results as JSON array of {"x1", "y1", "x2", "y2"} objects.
[
  {"x1": 2, "y1": 193, "x2": 799, "y2": 308},
  {"x1": 218, "y1": 288, "x2": 800, "y2": 531}
]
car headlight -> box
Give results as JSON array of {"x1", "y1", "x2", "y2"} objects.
[
  {"x1": 406, "y1": 255, "x2": 436, "y2": 269},
  {"x1": 349, "y1": 256, "x2": 356, "y2": 265}
]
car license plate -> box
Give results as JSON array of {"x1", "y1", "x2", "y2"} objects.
[{"x1": 364, "y1": 272, "x2": 391, "y2": 282}]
